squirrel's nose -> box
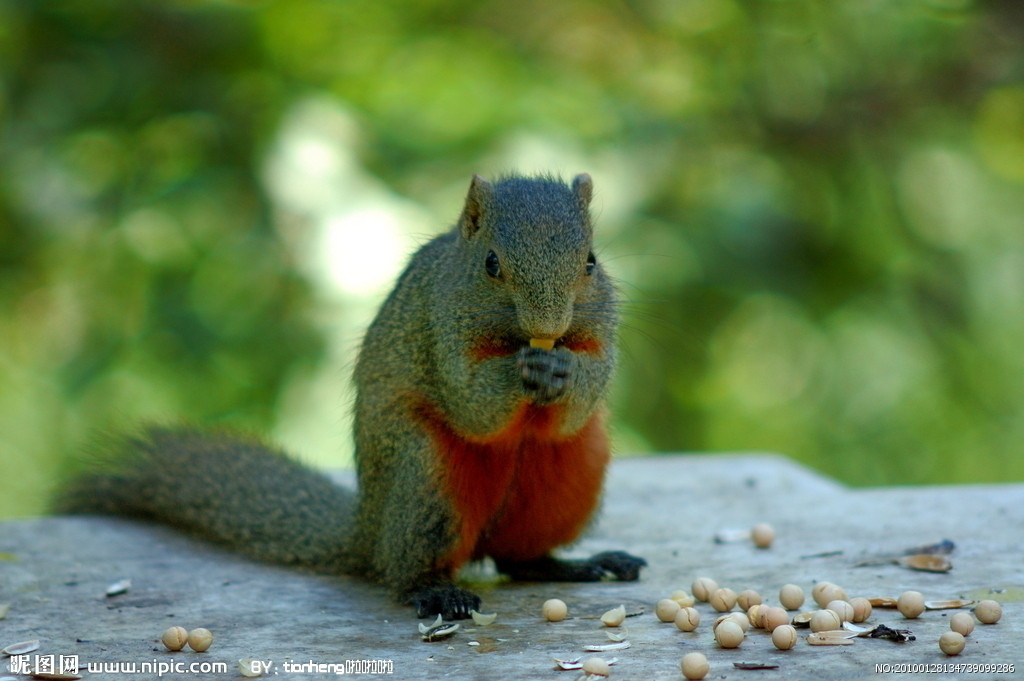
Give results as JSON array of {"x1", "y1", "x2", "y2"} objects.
[
  {"x1": 519, "y1": 319, "x2": 570, "y2": 342},
  {"x1": 517, "y1": 291, "x2": 574, "y2": 341}
]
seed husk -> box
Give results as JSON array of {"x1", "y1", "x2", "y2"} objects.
[
  {"x1": 419, "y1": 616, "x2": 459, "y2": 642},
  {"x1": 421, "y1": 621, "x2": 459, "y2": 642},
  {"x1": 600, "y1": 604, "x2": 626, "y2": 627},
  {"x1": 605, "y1": 628, "x2": 628, "y2": 642},
  {"x1": 714, "y1": 528, "x2": 752, "y2": 543},
  {"x1": 105, "y1": 578, "x2": 131, "y2": 597},
  {"x1": 808, "y1": 630, "x2": 856, "y2": 645},
  {"x1": 238, "y1": 659, "x2": 262, "y2": 678},
  {"x1": 925, "y1": 599, "x2": 974, "y2": 610},
  {"x1": 734, "y1": 662, "x2": 779, "y2": 670},
  {"x1": 899, "y1": 554, "x2": 952, "y2": 573},
  {"x1": 790, "y1": 611, "x2": 815, "y2": 627},
  {"x1": 842, "y1": 622, "x2": 872, "y2": 635},
  {"x1": 583, "y1": 641, "x2": 630, "y2": 652},
  {"x1": 418, "y1": 614, "x2": 442, "y2": 634},
  {"x1": 470, "y1": 610, "x2": 497, "y2": 626},
  {"x1": 2, "y1": 639, "x2": 40, "y2": 656}
]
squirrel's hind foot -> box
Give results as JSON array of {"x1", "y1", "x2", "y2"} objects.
[
  {"x1": 587, "y1": 550, "x2": 647, "y2": 581},
  {"x1": 407, "y1": 584, "x2": 481, "y2": 620},
  {"x1": 496, "y1": 551, "x2": 646, "y2": 583}
]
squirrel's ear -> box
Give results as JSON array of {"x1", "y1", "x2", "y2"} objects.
[
  {"x1": 572, "y1": 173, "x2": 593, "y2": 209},
  {"x1": 460, "y1": 174, "x2": 493, "y2": 239}
]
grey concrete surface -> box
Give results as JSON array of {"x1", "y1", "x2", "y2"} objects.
[{"x1": 1, "y1": 454, "x2": 1021, "y2": 680}]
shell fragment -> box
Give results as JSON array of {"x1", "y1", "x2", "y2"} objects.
[
  {"x1": 418, "y1": 614, "x2": 443, "y2": 634},
  {"x1": 421, "y1": 622, "x2": 460, "y2": 642},
  {"x1": 600, "y1": 605, "x2": 626, "y2": 627},
  {"x1": 899, "y1": 554, "x2": 952, "y2": 572},
  {"x1": 808, "y1": 630, "x2": 857, "y2": 645},
  {"x1": 2, "y1": 640, "x2": 40, "y2": 656},
  {"x1": 553, "y1": 656, "x2": 619, "y2": 671},
  {"x1": 238, "y1": 659, "x2": 262, "y2": 678},
  {"x1": 419, "y1": 614, "x2": 459, "y2": 642},
  {"x1": 105, "y1": 578, "x2": 131, "y2": 597},
  {"x1": 842, "y1": 622, "x2": 873, "y2": 635},
  {"x1": 925, "y1": 599, "x2": 975, "y2": 610},
  {"x1": 470, "y1": 610, "x2": 497, "y2": 626},
  {"x1": 791, "y1": 611, "x2": 815, "y2": 627},
  {"x1": 583, "y1": 641, "x2": 630, "y2": 653},
  {"x1": 713, "y1": 528, "x2": 752, "y2": 543}
]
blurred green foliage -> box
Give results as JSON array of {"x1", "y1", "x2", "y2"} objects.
[{"x1": 2, "y1": 0, "x2": 1022, "y2": 518}]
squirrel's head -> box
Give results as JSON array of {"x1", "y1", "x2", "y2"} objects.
[{"x1": 457, "y1": 173, "x2": 609, "y2": 343}]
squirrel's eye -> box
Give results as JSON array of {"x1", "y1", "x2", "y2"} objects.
[
  {"x1": 485, "y1": 250, "x2": 501, "y2": 278},
  {"x1": 585, "y1": 251, "x2": 596, "y2": 276}
]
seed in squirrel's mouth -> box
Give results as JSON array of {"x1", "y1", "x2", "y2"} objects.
[{"x1": 529, "y1": 338, "x2": 555, "y2": 350}]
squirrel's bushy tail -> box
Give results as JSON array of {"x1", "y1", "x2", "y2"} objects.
[{"x1": 55, "y1": 426, "x2": 358, "y2": 574}]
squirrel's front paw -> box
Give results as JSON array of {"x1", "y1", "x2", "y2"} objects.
[
  {"x1": 516, "y1": 347, "x2": 571, "y2": 404},
  {"x1": 407, "y1": 585, "x2": 481, "y2": 620}
]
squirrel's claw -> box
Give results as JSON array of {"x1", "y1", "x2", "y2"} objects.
[{"x1": 408, "y1": 585, "x2": 482, "y2": 620}]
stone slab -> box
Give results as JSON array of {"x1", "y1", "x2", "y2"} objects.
[{"x1": 1, "y1": 454, "x2": 1021, "y2": 680}]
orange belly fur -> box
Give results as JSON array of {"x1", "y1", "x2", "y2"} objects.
[{"x1": 418, "y1": 402, "x2": 609, "y2": 571}]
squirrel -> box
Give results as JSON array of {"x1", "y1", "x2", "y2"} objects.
[{"x1": 55, "y1": 173, "x2": 646, "y2": 619}]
